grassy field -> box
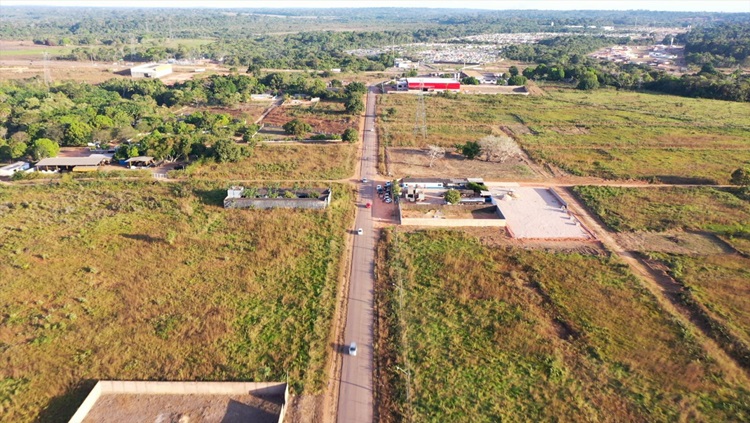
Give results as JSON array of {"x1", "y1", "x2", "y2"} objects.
[
  {"x1": 572, "y1": 186, "x2": 750, "y2": 246},
  {"x1": 376, "y1": 229, "x2": 750, "y2": 422},
  {"x1": 184, "y1": 143, "x2": 356, "y2": 181},
  {"x1": 647, "y1": 252, "x2": 750, "y2": 350},
  {"x1": 0, "y1": 180, "x2": 354, "y2": 422},
  {"x1": 377, "y1": 89, "x2": 750, "y2": 183}
]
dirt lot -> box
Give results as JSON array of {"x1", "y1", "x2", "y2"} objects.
[
  {"x1": 82, "y1": 393, "x2": 283, "y2": 423},
  {"x1": 401, "y1": 204, "x2": 499, "y2": 219},
  {"x1": 262, "y1": 103, "x2": 355, "y2": 134},
  {"x1": 387, "y1": 147, "x2": 539, "y2": 181}
]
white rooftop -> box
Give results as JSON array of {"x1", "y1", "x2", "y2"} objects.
[
  {"x1": 36, "y1": 157, "x2": 107, "y2": 167},
  {"x1": 406, "y1": 77, "x2": 460, "y2": 84}
]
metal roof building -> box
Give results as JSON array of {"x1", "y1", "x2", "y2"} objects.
[{"x1": 35, "y1": 156, "x2": 109, "y2": 172}]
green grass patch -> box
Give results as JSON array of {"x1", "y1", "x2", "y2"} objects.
[
  {"x1": 0, "y1": 179, "x2": 354, "y2": 422},
  {"x1": 572, "y1": 186, "x2": 750, "y2": 236},
  {"x1": 378, "y1": 90, "x2": 750, "y2": 183},
  {"x1": 377, "y1": 229, "x2": 750, "y2": 422}
]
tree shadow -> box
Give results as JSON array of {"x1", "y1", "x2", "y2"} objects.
[
  {"x1": 35, "y1": 379, "x2": 97, "y2": 423},
  {"x1": 120, "y1": 233, "x2": 165, "y2": 244},
  {"x1": 220, "y1": 398, "x2": 281, "y2": 423},
  {"x1": 193, "y1": 188, "x2": 227, "y2": 207}
]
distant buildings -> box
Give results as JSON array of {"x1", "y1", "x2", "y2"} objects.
[
  {"x1": 397, "y1": 78, "x2": 461, "y2": 92},
  {"x1": 130, "y1": 63, "x2": 173, "y2": 78}
]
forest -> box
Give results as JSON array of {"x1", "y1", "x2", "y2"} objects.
[{"x1": 0, "y1": 72, "x2": 361, "y2": 164}]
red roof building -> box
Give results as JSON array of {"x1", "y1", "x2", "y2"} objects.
[{"x1": 404, "y1": 77, "x2": 460, "y2": 91}]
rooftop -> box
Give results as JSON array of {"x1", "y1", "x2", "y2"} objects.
[{"x1": 36, "y1": 156, "x2": 107, "y2": 167}]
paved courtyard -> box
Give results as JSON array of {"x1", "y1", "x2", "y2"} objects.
[{"x1": 493, "y1": 187, "x2": 591, "y2": 239}]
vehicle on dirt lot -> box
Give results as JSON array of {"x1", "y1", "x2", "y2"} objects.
[
  {"x1": 349, "y1": 342, "x2": 357, "y2": 356},
  {"x1": 365, "y1": 202, "x2": 371, "y2": 208}
]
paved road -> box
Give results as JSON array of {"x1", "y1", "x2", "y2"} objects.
[{"x1": 337, "y1": 88, "x2": 378, "y2": 423}]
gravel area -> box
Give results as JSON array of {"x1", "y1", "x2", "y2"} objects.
[{"x1": 494, "y1": 187, "x2": 591, "y2": 239}]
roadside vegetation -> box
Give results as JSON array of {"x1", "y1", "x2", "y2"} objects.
[
  {"x1": 376, "y1": 229, "x2": 750, "y2": 422},
  {"x1": 0, "y1": 180, "x2": 354, "y2": 422},
  {"x1": 378, "y1": 90, "x2": 750, "y2": 183}
]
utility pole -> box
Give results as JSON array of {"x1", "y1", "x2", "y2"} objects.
[{"x1": 413, "y1": 79, "x2": 427, "y2": 141}]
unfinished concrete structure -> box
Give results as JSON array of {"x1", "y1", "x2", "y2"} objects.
[
  {"x1": 224, "y1": 186, "x2": 332, "y2": 210},
  {"x1": 69, "y1": 381, "x2": 288, "y2": 423}
]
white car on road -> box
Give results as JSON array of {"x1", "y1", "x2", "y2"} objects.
[
  {"x1": 349, "y1": 342, "x2": 358, "y2": 356},
  {"x1": 357, "y1": 228, "x2": 363, "y2": 235}
]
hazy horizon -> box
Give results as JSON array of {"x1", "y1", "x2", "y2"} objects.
[{"x1": 3, "y1": 0, "x2": 749, "y2": 13}]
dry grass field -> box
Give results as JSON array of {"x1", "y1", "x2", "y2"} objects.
[
  {"x1": 386, "y1": 147, "x2": 538, "y2": 180},
  {"x1": 262, "y1": 100, "x2": 358, "y2": 135},
  {"x1": 377, "y1": 89, "x2": 750, "y2": 183},
  {"x1": 184, "y1": 143, "x2": 356, "y2": 181},
  {"x1": 573, "y1": 185, "x2": 750, "y2": 368},
  {"x1": 0, "y1": 180, "x2": 354, "y2": 422},
  {"x1": 375, "y1": 229, "x2": 750, "y2": 422}
]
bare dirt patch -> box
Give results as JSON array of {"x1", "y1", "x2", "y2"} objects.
[
  {"x1": 82, "y1": 393, "x2": 283, "y2": 423},
  {"x1": 401, "y1": 204, "x2": 499, "y2": 219},
  {"x1": 387, "y1": 147, "x2": 538, "y2": 181},
  {"x1": 262, "y1": 104, "x2": 355, "y2": 134}
]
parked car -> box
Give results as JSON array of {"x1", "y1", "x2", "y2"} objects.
[
  {"x1": 385, "y1": 181, "x2": 392, "y2": 187},
  {"x1": 357, "y1": 228, "x2": 363, "y2": 235},
  {"x1": 362, "y1": 178, "x2": 368, "y2": 183},
  {"x1": 385, "y1": 198, "x2": 392, "y2": 204},
  {"x1": 376, "y1": 185, "x2": 383, "y2": 191},
  {"x1": 173, "y1": 165, "x2": 186, "y2": 170},
  {"x1": 349, "y1": 342, "x2": 358, "y2": 356},
  {"x1": 365, "y1": 202, "x2": 371, "y2": 209}
]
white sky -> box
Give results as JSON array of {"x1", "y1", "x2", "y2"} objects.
[{"x1": 2, "y1": 0, "x2": 749, "y2": 13}]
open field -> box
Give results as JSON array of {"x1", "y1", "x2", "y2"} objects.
[
  {"x1": 377, "y1": 89, "x2": 750, "y2": 183},
  {"x1": 262, "y1": 101, "x2": 357, "y2": 135},
  {"x1": 647, "y1": 252, "x2": 750, "y2": 351},
  {"x1": 572, "y1": 186, "x2": 750, "y2": 242},
  {"x1": 184, "y1": 143, "x2": 356, "y2": 181},
  {"x1": 386, "y1": 147, "x2": 537, "y2": 180},
  {"x1": 375, "y1": 229, "x2": 750, "y2": 422},
  {"x1": 0, "y1": 180, "x2": 354, "y2": 422}
]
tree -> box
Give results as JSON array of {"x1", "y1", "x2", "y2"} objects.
[
  {"x1": 212, "y1": 139, "x2": 248, "y2": 163},
  {"x1": 444, "y1": 189, "x2": 460, "y2": 204},
  {"x1": 477, "y1": 135, "x2": 522, "y2": 162},
  {"x1": 30, "y1": 138, "x2": 60, "y2": 160},
  {"x1": 425, "y1": 144, "x2": 445, "y2": 168},
  {"x1": 730, "y1": 168, "x2": 750, "y2": 187},
  {"x1": 345, "y1": 81, "x2": 367, "y2": 95},
  {"x1": 507, "y1": 75, "x2": 527, "y2": 86},
  {"x1": 342, "y1": 128, "x2": 358, "y2": 143},
  {"x1": 283, "y1": 119, "x2": 312, "y2": 137},
  {"x1": 509, "y1": 66, "x2": 519, "y2": 77},
  {"x1": 391, "y1": 180, "x2": 402, "y2": 197},
  {"x1": 344, "y1": 95, "x2": 364, "y2": 114},
  {"x1": 577, "y1": 71, "x2": 600, "y2": 90},
  {"x1": 457, "y1": 141, "x2": 481, "y2": 160},
  {"x1": 461, "y1": 76, "x2": 480, "y2": 85},
  {"x1": 63, "y1": 120, "x2": 93, "y2": 146}
]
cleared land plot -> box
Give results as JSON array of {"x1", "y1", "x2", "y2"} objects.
[
  {"x1": 262, "y1": 100, "x2": 357, "y2": 135},
  {"x1": 82, "y1": 393, "x2": 282, "y2": 423},
  {"x1": 495, "y1": 187, "x2": 590, "y2": 239},
  {"x1": 376, "y1": 230, "x2": 750, "y2": 422},
  {"x1": 572, "y1": 186, "x2": 750, "y2": 244},
  {"x1": 184, "y1": 143, "x2": 356, "y2": 180},
  {"x1": 377, "y1": 90, "x2": 750, "y2": 183},
  {"x1": 401, "y1": 204, "x2": 499, "y2": 219},
  {"x1": 386, "y1": 147, "x2": 537, "y2": 180},
  {"x1": 0, "y1": 180, "x2": 354, "y2": 422}
]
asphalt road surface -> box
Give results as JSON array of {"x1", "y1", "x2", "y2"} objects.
[{"x1": 337, "y1": 87, "x2": 378, "y2": 423}]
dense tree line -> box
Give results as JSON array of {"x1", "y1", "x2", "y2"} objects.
[
  {"x1": 0, "y1": 72, "x2": 363, "y2": 162},
  {"x1": 677, "y1": 23, "x2": 750, "y2": 68}
]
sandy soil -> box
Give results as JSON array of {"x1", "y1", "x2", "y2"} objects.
[{"x1": 82, "y1": 393, "x2": 283, "y2": 423}]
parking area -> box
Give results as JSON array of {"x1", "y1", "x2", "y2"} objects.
[{"x1": 493, "y1": 187, "x2": 591, "y2": 239}]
